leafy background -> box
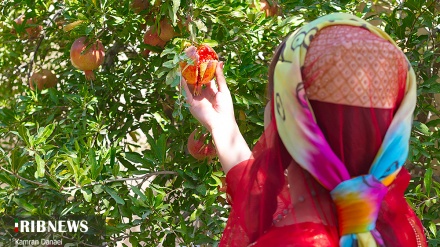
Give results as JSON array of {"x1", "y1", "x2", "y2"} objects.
[{"x1": 0, "y1": 0, "x2": 439, "y2": 246}]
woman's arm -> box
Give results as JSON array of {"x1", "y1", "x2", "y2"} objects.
[
  {"x1": 182, "y1": 62, "x2": 251, "y2": 174},
  {"x1": 211, "y1": 121, "x2": 251, "y2": 174}
]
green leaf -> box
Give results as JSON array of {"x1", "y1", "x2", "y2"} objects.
[
  {"x1": 160, "y1": 47, "x2": 178, "y2": 57},
  {"x1": 201, "y1": 39, "x2": 218, "y2": 47},
  {"x1": 35, "y1": 153, "x2": 45, "y2": 178},
  {"x1": 209, "y1": 174, "x2": 222, "y2": 187},
  {"x1": 17, "y1": 125, "x2": 32, "y2": 147},
  {"x1": 123, "y1": 152, "x2": 147, "y2": 165},
  {"x1": 419, "y1": 75, "x2": 440, "y2": 94},
  {"x1": 171, "y1": 0, "x2": 181, "y2": 25},
  {"x1": 93, "y1": 185, "x2": 104, "y2": 194},
  {"x1": 413, "y1": 121, "x2": 431, "y2": 136},
  {"x1": 194, "y1": 19, "x2": 207, "y2": 32},
  {"x1": 130, "y1": 186, "x2": 147, "y2": 201},
  {"x1": 154, "y1": 134, "x2": 167, "y2": 164},
  {"x1": 77, "y1": 13, "x2": 88, "y2": 20},
  {"x1": 424, "y1": 168, "x2": 433, "y2": 195},
  {"x1": 34, "y1": 123, "x2": 55, "y2": 146},
  {"x1": 165, "y1": 67, "x2": 179, "y2": 86},
  {"x1": 129, "y1": 236, "x2": 139, "y2": 246},
  {"x1": 104, "y1": 187, "x2": 125, "y2": 205},
  {"x1": 196, "y1": 184, "x2": 207, "y2": 196},
  {"x1": 81, "y1": 188, "x2": 93, "y2": 202},
  {"x1": 112, "y1": 163, "x2": 120, "y2": 177},
  {"x1": 0, "y1": 173, "x2": 15, "y2": 185},
  {"x1": 89, "y1": 149, "x2": 102, "y2": 180},
  {"x1": 13, "y1": 198, "x2": 36, "y2": 213},
  {"x1": 426, "y1": 119, "x2": 440, "y2": 128},
  {"x1": 429, "y1": 221, "x2": 437, "y2": 237},
  {"x1": 162, "y1": 60, "x2": 175, "y2": 68},
  {"x1": 109, "y1": 146, "x2": 116, "y2": 168},
  {"x1": 10, "y1": 148, "x2": 28, "y2": 173},
  {"x1": 63, "y1": 154, "x2": 80, "y2": 184}
]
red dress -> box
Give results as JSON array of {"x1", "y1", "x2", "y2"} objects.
[{"x1": 224, "y1": 161, "x2": 426, "y2": 246}]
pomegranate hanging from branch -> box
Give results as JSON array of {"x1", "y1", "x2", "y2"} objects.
[{"x1": 70, "y1": 36, "x2": 105, "y2": 81}]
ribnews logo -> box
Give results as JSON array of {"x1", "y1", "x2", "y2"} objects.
[
  {"x1": 13, "y1": 218, "x2": 89, "y2": 233},
  {"x1": 0, "y1": 215, "x2": 106, "y2": 247}
]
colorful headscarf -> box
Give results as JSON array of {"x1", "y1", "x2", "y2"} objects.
[{"x1": 273, "y1": 13, "x2": 416, "y2": 246}]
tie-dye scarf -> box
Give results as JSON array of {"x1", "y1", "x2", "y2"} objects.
[{"x1": 273, "y1": 13, "x2": 416, "y2": 247}]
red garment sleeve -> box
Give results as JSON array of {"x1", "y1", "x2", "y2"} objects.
[
  {"x1": 225, "y1": 159, "x2": 252, "y2": 205},
  {"x1": 220, "y1": 119, "x2": 293, "y2": 247}
]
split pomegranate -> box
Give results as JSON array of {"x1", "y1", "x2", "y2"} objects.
[
  {"x1": 180, "y1": 44, "x2": 219, "y2": 95},
  {"x1": 70, "y1": 37, "x2": 105, "y2": 81},
  {"x1": 13, "y1": 15, "x2": 42, "y2": 39},
  {"x1": 187, "y1": 129, "x2": 216, "y2": 161},
  {"x1": 29, "y1": 69, "x2": 58, "y2": 90}
]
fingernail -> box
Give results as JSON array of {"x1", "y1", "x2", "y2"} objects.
[{"x1": 220, "y1": 61, "x2": 224, "y2": 69}]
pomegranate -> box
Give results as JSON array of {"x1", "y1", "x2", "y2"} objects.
[
  {"x1": 158, "y1": 19, "x2": 175, "y2": 42},
  {"x1": 180, "y1": 44, "x2": 219, "y2": 95},
  {"x1": 252, "y1": 0, "x2": 279, "y2": 17},
  {"x1": 29, "y1": 69, "x2": 58, "y2": 90},
  {"x1": 187, "y1": 129, "x2": 216, "y2": 160},
  {"x1": 261, "y1": 0, "x2": 279, "y2": 17},
  {"x1": 218, "y1": 177, "x2": 227, "y2": 193},
  {"x1": 141, "y1": 49, "x2": 151, "y2": 58},
  {"x1": 142, "y1": 27, "x2": 166, "y2": 57},
  {"x1": 12, "y1": 15, "x2": 42, "y2": 39},
  {"x1": 131, "y1": 0, "x2": 161, "y2": 13},
  {"x1": 70, "y1": 37, "x2": 105, "y2": 81},
  {"x1": 131, "y1": 0, "x2": 149, "y2": 14}
]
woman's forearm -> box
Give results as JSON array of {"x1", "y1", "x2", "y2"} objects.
[{"x1": 211, "y1": 122, "x2": 252, "y2": 174}]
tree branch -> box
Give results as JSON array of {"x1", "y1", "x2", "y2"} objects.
[
  {"x1": 59, "y1": 234, "x2": 103, "y2": 247},
  {"x1": 61, "y1": 171, "x2": 178, "y2": 191},
  {"x1": 26, "y1": 7, "x2": 65, "y2": 83},
  {"x1": 0, "y1": 166, "x2": 46, "y2": 187}
]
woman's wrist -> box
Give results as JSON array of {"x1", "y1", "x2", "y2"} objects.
[
  {"x1": 211, "y1": 121, "x2": 252, "y2": 174},
  {"x1": 210, "y1": 119, "x2": 239, "y2": 137}
]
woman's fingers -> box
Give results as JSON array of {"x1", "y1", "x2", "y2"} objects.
[
  {"x1": 208, "y1": 79, "x2": 219, "y2": 95},
  {"x1": 182, "y1": 62, "x2": 226, "y2": 106},
  {"x1": 215, "y1": 61, "x2": 228, "y2": 92}
]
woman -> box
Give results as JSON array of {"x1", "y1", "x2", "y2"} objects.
[{"x1": 183, "y1": 13, "x2": 427, "y2": 247}]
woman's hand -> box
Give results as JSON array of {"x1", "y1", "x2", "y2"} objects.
[
  {"x1": 182, "y1": 61, "x2": 251, "y2": 174},
  {"x1": 182, "y1": 61, "x2": 236, "y2": 133}
]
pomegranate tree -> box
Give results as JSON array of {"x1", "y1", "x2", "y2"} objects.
[
  {"x1": 187, "y1": 129, "x2": 216, "y2": 161},
  {"x1": 29, "y1": 69, "x2": 58, "y2": 90},
  {"x1": 70, "y1": 37, "x2": 105, "y2": 81},
  {"x1": 180, "y1": 44, "x2": 219, "y2": 95}
]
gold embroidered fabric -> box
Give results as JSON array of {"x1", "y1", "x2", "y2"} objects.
[{"x1": 303, "y1": 25, "x2": 407, "y2": 109}]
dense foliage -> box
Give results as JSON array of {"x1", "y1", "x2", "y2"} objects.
[{"x1": 0, "y1": 0, "x2": 438, "y2": 246}]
